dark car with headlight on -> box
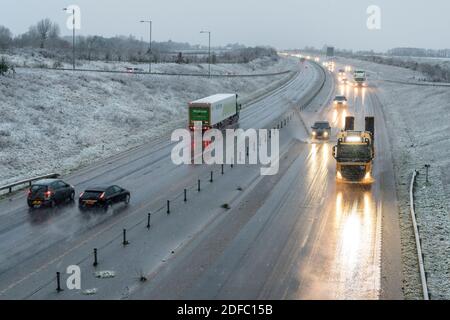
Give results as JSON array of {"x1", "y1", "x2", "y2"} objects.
[
  {"x1": 311, "y1": 121, "x2": 331, "y2": 140},
  {"x1": 333, "y1": 95, "x2": 348, "y2": 106},
  {"x1": 79, "y1": 185, "x2": 130, "y2": 211}
]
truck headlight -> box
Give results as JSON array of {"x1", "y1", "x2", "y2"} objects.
[
  {"x1": 312, "y1": 131, "x2": 317, "y2": 136},
  {"x1": 364, "y1": 172, "x2": 371, "y2": 180},
  {"x1": 324, "y1": 131, "x2": 329, "y2": 137},
  {"x1": 337, "y1": 171, "x2": 343, "y2": 180}
]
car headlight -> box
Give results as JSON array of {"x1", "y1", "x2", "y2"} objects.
[
  {"x1": 312, "y1": 131, "x2": 317, "y2": 136},
  {"x1": 324, "y1": 131, "x2": 329, "y2": 137}
]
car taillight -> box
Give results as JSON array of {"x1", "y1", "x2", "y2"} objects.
[
  {"x1": 79, "y1": 192, "x2": 84, "y2": 198},
  {"x1": 27, "y1": 189, "x2": 31, "y2": 197},
  {"x1": 99, "y1": 192, "x2": 105, "y2": 200},
  {"x1": 44, "y1": 191, "x2": 52, "y2": 199}
]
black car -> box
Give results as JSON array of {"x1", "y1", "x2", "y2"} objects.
[
  {"x1": 27, "y1": 179, "x2": 75, "y2": 208},
  {"x1": 79, "y1": 185, "x2": 130, "y2": 211}
]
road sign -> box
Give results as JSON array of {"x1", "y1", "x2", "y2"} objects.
[{"x1": 326, "y1": 47, "x2": 335, "y2": 57}]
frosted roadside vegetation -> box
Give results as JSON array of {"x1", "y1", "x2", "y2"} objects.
[
  {"x1": 338, "y1": 57, "x2": 450, "y2": 299},
  {"x1": 0, "y1": 52, "x2": 298, "y2": 187}
]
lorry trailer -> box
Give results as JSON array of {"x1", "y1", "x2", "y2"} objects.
[{"x1": 189, "y1": 94, "x2": 240, "y2": 131}]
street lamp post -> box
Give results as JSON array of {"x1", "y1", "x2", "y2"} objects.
[
  {"x1": 63, "y1": 7, "x2": 76, "y2": 70},
  {"x1": 140, "y1": 20, "x2": 152, "y2": 73},
  {"x1": 200, "y1": 31, "x2": 211, "y2": 78}
]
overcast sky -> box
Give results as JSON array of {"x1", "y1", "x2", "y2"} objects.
[{"x1": 1, "y1": 0, "x2": 449, "y2": 51}]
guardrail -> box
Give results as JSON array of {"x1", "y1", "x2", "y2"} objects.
[
  {"x1": 381, "y1": 79, "x2": 450, "y2": 88},
  {"x1": 409, "y1": 170, "x2": 430, "y2": 300},
  {"x1": 0, "y1": 173, "x2": 60, "y2": 195},
  {"x1": 240, "y1": 70, "x2": 298, "y2": 107},
  {"x1": 299, "y1": 60, "x2": 327, "y2": 110}
]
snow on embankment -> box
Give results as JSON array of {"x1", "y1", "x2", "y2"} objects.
[
  {"x1": 0, "y1": 56, "x2": 297, "y2": 186},
  {"x1": 338, "y1": 57, "x2": 450, "y2": 299}
]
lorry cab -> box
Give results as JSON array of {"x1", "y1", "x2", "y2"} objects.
[
  {"x1": 353, "y1": 70, "x2": 367, "y2": 87},
  {"x1": 333, "y1": 117, "x2": 375, "y2": 184}
]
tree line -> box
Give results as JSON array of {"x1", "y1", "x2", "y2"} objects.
[
  {"x1": 0, "y1": 19, "x2": 278, "y2": 65},
  {"x1": 357, "y1": 55, "x2": 450, "y2": 83}
]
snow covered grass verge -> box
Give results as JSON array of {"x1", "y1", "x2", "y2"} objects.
[
  {"x1": 0, "y1": 56, "x2": 298, "y2": 187},
  {"x1": 337, "y1": 57, "x2": 450, "y2": 299},
  {"x1": 1, "y1": 49, "x2": 284, "y2": 76},
  {"x1": 413, "y1": 167, "x2": 450, "y2": 299},
  {"x1": 350, "y1": 55, "x2": 450, "y2": 84}
]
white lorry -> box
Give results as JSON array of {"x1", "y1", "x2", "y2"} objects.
[
  {"x1": 353, "y1": 70, "x2": 367, "y2": 87},
  {"x1": 188, "y1": 94, "x2": 240, "y2": 131}
]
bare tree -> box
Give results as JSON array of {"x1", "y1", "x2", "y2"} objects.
[
  {"x1": 36, "y1": 18, "x2": 53, "y2": 48},
  {"x1": 86, "y1": 36, "x2": 99, "y2": 61},
  {"x1": 0, "y1": 25, "x2": 12, "y2": 49},
  {"x1": 49, "y1": 24, "x2": 60, "y2": 40}
]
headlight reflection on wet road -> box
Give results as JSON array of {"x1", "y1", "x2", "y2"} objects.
[{"x1": 333, "y1": 188, "x2": 379, "y2": 299}]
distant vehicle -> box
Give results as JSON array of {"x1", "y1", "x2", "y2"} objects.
[
  {"x1": 333, "y1": 95, "x2": 348, "y2": 106},
  {"x1": 327, "y1": 60, "x2": 335, "y2": 71},
  {"x1": 338, "y1": 69, "x2": 345, "y2": 76},
  {"x1": 341, "y1": 77, "x2": 348, "y2": 84},
  {"x1": 353, "y1": 70, "x2": 367, "y2": 87},
  {"x1": 311, "y1": 121, "x2": 331, "y2": 140},
  {"x1": 27, "y1": 179, "x2": 75, "y2": 208},
  {"x1": 79, "y1": 185, "x2": 130, "y2": 211},
  {"x1": 189, "y1": 94, "x2": 240, "y2": 131},
  {"x1": 125, "y1": 67, "x2": 144, "y2": 73}
]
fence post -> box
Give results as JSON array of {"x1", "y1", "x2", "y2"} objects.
[
  {"x1": 123, "y1": 229, "x2": 129, "y2": 246},
  {"x1": 56, "y1": 272, "x2": 62, "y2": 292},
  {"x1": 425, "y1": 164, "x2": 430, "y2": 184},
  {"x1": 167, "y1": 200, "x2": 170, "y2": 214},
  {"x1": 184, "y1": 189, "x2": 187, "y2": 202},
  {"x1": 210, "y1": 171, "x2": 213, "y2": 183},
  {"x1": 198, "y1": 179, "x2": 201, "y2": 192},
  {"x1": 93, "y1": 248, "x2": 98, "y2": 267},
  {"x1": 147, "y1": 213, "x2": 151, "y2": 229}
]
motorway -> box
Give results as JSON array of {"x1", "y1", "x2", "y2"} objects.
[{"x1": 0, "y1": 59, "x2": 402, "y2": 299}]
